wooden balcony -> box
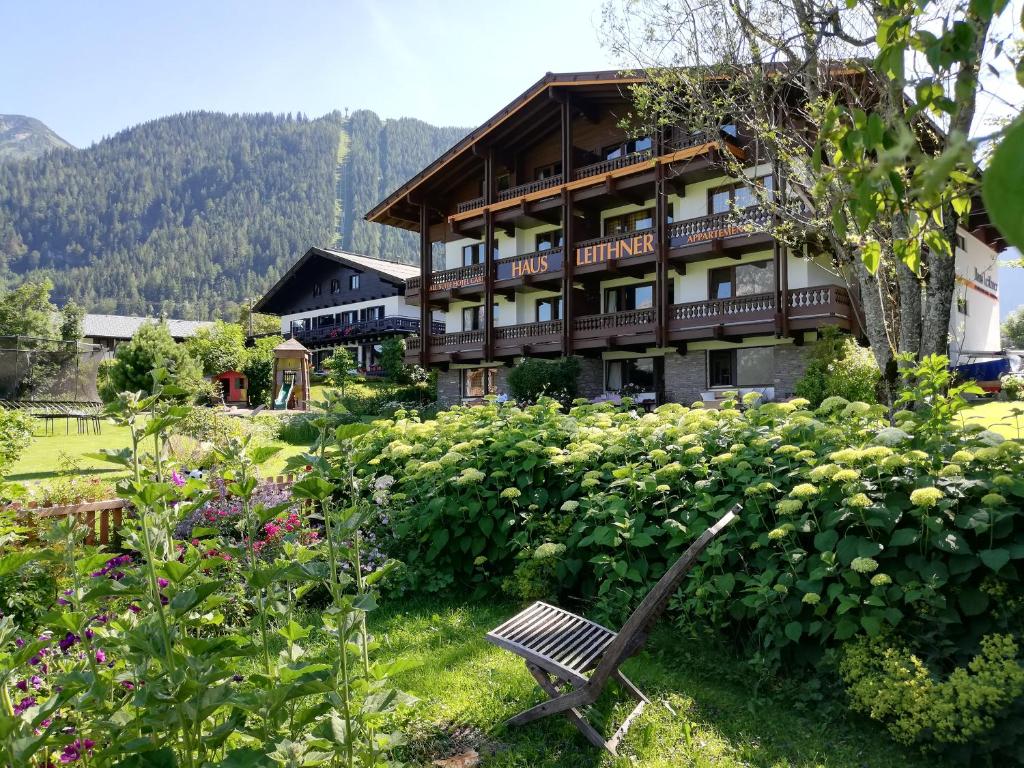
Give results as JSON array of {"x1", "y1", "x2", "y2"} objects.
[
  {"x1": 405, "y1": 284, "x2": 855, "y2": 363},
  {"x1": 408, "y1": 207, "x2": 776, "y2": 304},
  {"x1": 286, "y1": 316, "x2": 443, "y2": 346}
]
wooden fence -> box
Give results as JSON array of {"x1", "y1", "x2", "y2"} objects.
[{"x1": 8, "y1": 474, "x2": 298, "y2": 548}]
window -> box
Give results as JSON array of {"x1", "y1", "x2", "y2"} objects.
[
  {"x1": 497, "y1": 173, "x2": 511, "y2": 192},
  {"x1": 535, "y1": 296, "x2": 563, "y2": 322},
  {"x1": 605, "y1": 282, "x2": 655, "y2": 313},
  {"x1": 957, "y1": 296, "x2": 969, "y2": 315},
  {"x1": 601, "y1": 136, "x2": 653, "y2": 161},
  {"x1": 603, "y1": 208, "x2": 655, "y2": 236},
  {"x1": 709, "y1": 261, "x2": 774, "y2": 299},
  {"x1": 708, "y1": 176, "x2": 774, "y2": 214},
  {"x1": 605, "y1": 357, "x2": 655, "y2": 392},
  {"x1": 330, "y1": 279, "x2": 340, "y2": 294},
  {"x1": 359, "y1": 306, "x2": 385, "y2": 321},
  {"x1": 462, "y1": 240, "x2": 498, "y2": 266},
  {"x1": 349, "y1": 274, "x2": 360, "y2": 290},
  {"x1": 236, "y1": 377, "x2": 245, "y2": 390},
  {"x1": 462, "y1": 368, "x2": 498, "y2": 398},
  {"x1": 535, "y1": 230, "x2": 564, "y2": 251},
  {"x1": 707, "y1": 348, "x2": 774, "y2": 387},
  {"x1": 534, "y1": 162, "x2": 562, "y2": 180},
  {"x1": 340, "y1": 309, "x2": 358, "y2": 325},
  {"x1": 313, "y1": 282, "x2": 322, "y2": 297},
  {"x1": 956, "y1": 234, "x2": 966, "y2": 251},
  {"x1": 461, "y1": 304, "x2": 497, "y2": 331}
]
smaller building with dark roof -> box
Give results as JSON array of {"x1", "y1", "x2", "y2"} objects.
[
  {"x1": 83, "y1": 314, "x2": 214, "y2": 355},
  {"x1": 254, "y1": 246, "x2": 443, "y2": 372}
]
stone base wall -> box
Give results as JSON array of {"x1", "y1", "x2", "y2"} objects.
[
  {"x1": 436, "y1": 369, "x2": 461, "y2": 406},
  {"x1": 772, "y1": 342, "x2": 811, "y2": 399},
  {"x1": 575, "y1": 356, "x2": 604, "y2": 399},
  {"x1": 663, "y1": 349, "x2": 707, "y2": 404}
]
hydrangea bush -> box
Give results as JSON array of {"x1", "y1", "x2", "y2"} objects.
[{"x1": 355, "y1": 356, "x2": 1024, "y2": 760}]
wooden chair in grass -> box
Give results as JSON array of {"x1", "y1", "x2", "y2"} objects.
[{"x1": 486, "y1": 505, "x2": 739, "y2": 755}]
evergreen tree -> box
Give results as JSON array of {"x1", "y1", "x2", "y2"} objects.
[{"x1": 101, "y1": 322, "x2": 203, "y2": 400}]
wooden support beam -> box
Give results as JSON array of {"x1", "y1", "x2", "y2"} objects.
[
  {"x1": 561, "y1": 96, "x2": 575, "y2": 357},
  {"x1": 655, "y1": 127, "x2": 670, "y2": 350},
  {"x1": 418, "y1": 203, "x2": 431, "y2": 369}
]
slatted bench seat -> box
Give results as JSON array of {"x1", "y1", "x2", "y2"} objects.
[
  {"x1": 487, "y1": 602, "x2": 616, "y2": 686},
  {"x1": 486, "y1": 505, "x2": 739, "y2": 755}
]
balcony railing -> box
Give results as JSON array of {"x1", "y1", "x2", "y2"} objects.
[
  {"x1": 452, "y1": 131, "x2": 728, "y2": 215},
  {"x1": 668, "y1": 205, "x2": 773, "y2": 246},
  {"x1": 287, "y1": 316, "x2": 440, "y2": 345},
  {"x1": 574, "y1": 308, "x2": 657, "y2": 339},
  {"x1": 494, "y1": 319, "x2": 563, "y2": 343},
  {"x1": 670, "y1": 292, "x2": 776, "y2": 326},
  {"x1": 406, "y1": 285, "x2": 854, "y2": 360}
]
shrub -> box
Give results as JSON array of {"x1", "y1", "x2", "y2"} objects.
[
  {"x1": 277, "y1": 410, "x2": 356, "y2": 445},
  {"x1": 0, "y1": 408, "x2": 34, "y2": 474},
  {"x1": 840, "y1": 634, "x2": 1024, "y2": 761},
  {"x1": 1001, "y1": 373, "x2": 1024, "y2": 401},
  {"x1": 796, "y1": 326, "x2": 880, "y2": 406},
  {"x1": 99, "y1": 321, "x2": 204, "y2": 401},
  {"x1": 507, "y1": 356, "x2": 581, "y2": 404}
]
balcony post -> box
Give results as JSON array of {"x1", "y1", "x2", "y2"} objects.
[
  {"x1": 561, "y1": 97, "x2": 575, "y2": 356},
  {"x1": 484, "y1": 210, "x2": 496, "y2": 361},
  {"x1": 655, "y1": 127, "x2": 670, "y2": 350},
  {"x1": 418, "y1": 202, "x2": 431, "y2": 369},
  {"x1": 774, "y1": 164, "x2": 790, "y2": 337}
]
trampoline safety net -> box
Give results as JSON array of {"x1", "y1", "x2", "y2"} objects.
[{"x1": 0, "y1": 336, "x2": 105, "y2": 403}]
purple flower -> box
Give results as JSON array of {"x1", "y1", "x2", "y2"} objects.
[
  {"x1": 60, "y1": 738, "x2": 95, "y2": 763},
  {"x1": 30, "y1": 675, "x2": 42, "y2": 688},
  {"x1": 158, "y1": 578, "x2": 169, "y2": 589},
  {"x1": 121, "y1": 681, "x2": 135, "y2": 690},
  {"x1": 15, "y1": 679, "x2": 27, "y2": 691},
  {"x1": 14, "y1": 638, "x2": 24, "y2": 648},
  {"x1": 13, "y1": 696, "x2": 36, "y2": 715},
  {"x1": 29, "y1": 655, "x2": 41, "y2": 666},
  {"x1": 95, "y1": 649, "x2": 106, "y2": 664},
  {"x1": 84, "y1": 629, "x2": 94, "y2": 640},
  {"x1": 58, "y1": 633, "x2": 79, "y2": 653},
  {"x1": 171, "y1": 470, "x2": 185, "y2": 487},
  {"x1": 128, "y1": 604, "x2": 141, "y2": 614}
]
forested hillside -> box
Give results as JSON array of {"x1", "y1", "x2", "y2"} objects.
[{"x1": 0, "y1": 110, "x2": 465, "y2": 319}]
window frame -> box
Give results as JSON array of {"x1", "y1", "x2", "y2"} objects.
[
  {"x1": 604, "y1": 281, "x2": 656, "y2": 313},
  {"x1": 707, "y1": 260, "x2": 774, "y2": 300},
  {"x1": 707, "y1": 176, "x2": 775, "y2": 215},
  {"x1": 461, "y1": 367, "x2": 498, "y2": 399},
  {"x1": 534, "y1": 230, "x2": 564, "y2": 252},
  {"x1": 706, "y1": 348, "x2": 774, "y2": 388},
  {"x1": 534, "y1": 161, "x2": 562, "y2": 181},
  {"x1": 312, "y1": 282, "x2": 322, "y2": 297},
  {"x1": 535, "y1": 296, "x2": 563, "y2": 322},
  {"x1": 603, "y1": 207, "x2": 656, "y2": 237},
  {"x1": 349, "y1": 274, "x2": 360, "y2": 291},
  {"x1": 462, "y1": 240, "x2": 498, "y2": 266},
  {"x1": 604, "y1": 356, "x2": 656, "y2": 393}
]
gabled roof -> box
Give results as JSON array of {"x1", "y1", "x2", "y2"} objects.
[
  {"x1": 253, "y1": 246, "x2": 417, "y2": 314},
  {"x1": 83, "y1": 314, "x2": 213, "y2": 341},
  {"x1": 364, "y1": 70, "x2": 645, "y2": 228}
]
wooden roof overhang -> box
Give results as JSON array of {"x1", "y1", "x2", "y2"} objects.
[{"x1": 364, "y1": 71, "x2": 648, "y2": 231}]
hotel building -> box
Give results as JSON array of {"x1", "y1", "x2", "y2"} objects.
[{"x1": 363, "y1": 71, "x2": 1003, "y2": 404}]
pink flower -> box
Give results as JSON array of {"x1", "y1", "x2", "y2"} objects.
[
  {"x1": 157, "y1": 578, "x2": 169, "y2": 589},
  {"x1": 95, "y1": 649, "x2": 106, "y2": 664},
  {"x1": 171, "y1": 471, "x2": 185, "y2": 487}
]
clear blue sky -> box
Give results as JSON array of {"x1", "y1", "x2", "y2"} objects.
[
  {"x1": 2, "y1": 0, "x2": 1020, "y2": 316},
  {"x1": 1, "y1": 0, "x2": 612, "y2": 147}
]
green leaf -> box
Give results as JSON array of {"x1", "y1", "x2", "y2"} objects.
[
  {"x1": 784, "y1": 621, "x2": 802, "y2": 643},
  {"x1": 979, "y1": 548, "x2": 1010, "y2": 571},
  {"x1": 112, "y1": 748, "x2": 179, "y2": 768},
  {"x1": 813, "y1": 530, "x2": 839, "y2": 551},
  {"x1": 888, "y1": 528, "x2": 919, "y2": 547},
  {"x1": 860, "y1": 615, "x2": 882, "y2": 637},
  {"x1": 170, "y1": 581, "x2": 224, "y2": 616},
  {"x1": 290, "y1": 476, "x2": 334, "y2": 501},
  {"x1": 861, "y1": 241, "x2": 881, "y2": 274},
  {"x1": 982, "y1": 116, "x2": 1024, "y2": 250},
  {"x1": 959, "y1": 588, "x2": 989, "y2": 616}
]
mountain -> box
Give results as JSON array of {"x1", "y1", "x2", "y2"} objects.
[
  {"x1": 0, "y1": 115, "x2": 74, "y2": 161},
  {"x1": 0, "y1": 110, "x2": 465, "y2": 319}
]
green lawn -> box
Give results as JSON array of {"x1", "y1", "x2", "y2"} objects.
[
  {"x1": 5, "y1": 420, "x2": 307, "y2": 483},
  {"x1": 962, "y1": 400, "x2": 1024, "y2": 439},
  {"x1": 259, "y1": 597, "x2": 941, "y2": 768}
]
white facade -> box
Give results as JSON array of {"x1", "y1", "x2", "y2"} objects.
[
  {"x1": 279, "y1": 295, "x2": 418, "y2": 336},
  {"x1": 950, "y1": 226, "x2": 1001, "y2": 363}
]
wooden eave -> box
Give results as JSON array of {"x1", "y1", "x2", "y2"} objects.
[{"x1": 364, "y1": 70, "x2": 646, "y2": 230}]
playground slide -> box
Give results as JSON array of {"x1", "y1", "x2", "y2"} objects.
[{"x1": 273, "y1": 380, "x2": 293, "y2": 410}]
